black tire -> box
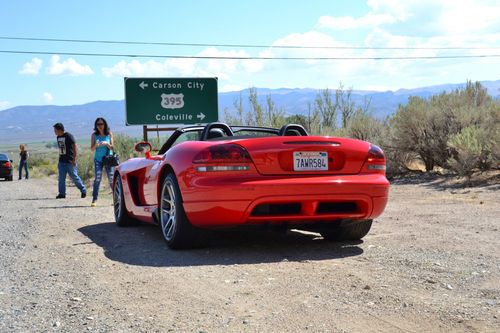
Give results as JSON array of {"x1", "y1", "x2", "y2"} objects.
[
  {"x1": 113, "y1": 174, "x2": 136, "y2": 227},
  {"x1": 159, "y1": 173, "x2": 206, "y2": 249},
  {"x1": 8, "y1": 176, "x2": 13, "y2": 181},
  {"x1": 320, "y1": 219, "x2": 373, "y2": 241}
]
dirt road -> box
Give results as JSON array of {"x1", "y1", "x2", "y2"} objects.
[{"x1": 0, "y1": 177, "x2": 499, "y2": 332}]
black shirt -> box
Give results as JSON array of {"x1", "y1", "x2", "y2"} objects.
[
  {"x1": 57, "y1": 132, "x2": 76, "y2": 163},
  {"x1": 20, "y1": 151, "x2": 28, "y2": 161}
]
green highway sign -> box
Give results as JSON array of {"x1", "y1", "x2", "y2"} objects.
[{"x1": 124, "y1": 77, "x2": 218, "y2": 125}]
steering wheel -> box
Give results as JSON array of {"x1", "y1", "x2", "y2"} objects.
[
  {"x1": 200, "y1": 122, "x2": 234, "y2": 141},
  {"x1": 278, "y1": 124, "x2": 309, "y2": 136}
]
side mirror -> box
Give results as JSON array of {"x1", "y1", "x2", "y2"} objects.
[
  {"x1": 10, "y1": 160, "x2": 13, "y2": 163},
  {"x1": 134, "y1": 141, "x2": 153, "y2": 159},
  {"x1": 134, "y1": 142, "x2": 152, "y2": 154}
]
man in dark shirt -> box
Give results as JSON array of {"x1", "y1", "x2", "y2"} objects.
[{"x1": 53, "y1": 123, "x2": 87, "y2": 199}]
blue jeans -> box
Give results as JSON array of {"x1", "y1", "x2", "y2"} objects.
[
  {"x1": 58, "y1": 162, "x2": 86, "y2": 196},
  {"x1": 19, "y1": 160, "x2": 29, "y2": 179},
  {"x1": 92, "y1": 159, "x2": 114, "y2": 201}
]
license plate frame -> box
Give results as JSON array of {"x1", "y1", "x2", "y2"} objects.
[{"x1": 293, "y1": 151, "x2": 328, "y2": 171}]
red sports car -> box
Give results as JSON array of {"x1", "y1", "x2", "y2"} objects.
[{"x1": 113, "y1": 123, "x2": 389, "y2": 249}]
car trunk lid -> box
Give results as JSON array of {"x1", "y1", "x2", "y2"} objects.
[{"x1": 232, "y1": 136, "x2": 370, "y2": 175}]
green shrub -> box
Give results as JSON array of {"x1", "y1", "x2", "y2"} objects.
[
  {"x1": 113, "y1": 133, "x2": 138, "y2": 161},
  {"x1": 28, "y1": 152, "x2": 59, "y2": 177},
  {"x1": 448, "y1": 125, "x2": 495, "y2": 176},
  {"x1": 76, "y1": 149, "x2": 95, "y2": 184}
]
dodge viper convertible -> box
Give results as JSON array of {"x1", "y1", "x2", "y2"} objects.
[{"x1": 113, "y1": 122, "x2": 389, "y2": 249}]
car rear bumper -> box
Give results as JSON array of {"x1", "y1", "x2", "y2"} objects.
[
  {"x1": 0, "y1": 168, "x2": 13, "y2": 178},
  {"x1": 182, "y1": 174, "x2": 389, "y2": 227}
]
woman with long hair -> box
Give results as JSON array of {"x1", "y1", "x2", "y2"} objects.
[
  {"x1": 19, "y1": 144, "x2": 29, "y2": 180},
  {"x1": 90, "y1": 117, "x2": 114, "y2": 207}
]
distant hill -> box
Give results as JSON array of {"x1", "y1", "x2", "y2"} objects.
[{"x1": 1, "y1": 80, "x2": 499, "y2": 143}]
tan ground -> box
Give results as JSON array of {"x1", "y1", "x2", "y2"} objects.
[{"x1": 0, "y1": 177, "x2": 499, "y2": 332}]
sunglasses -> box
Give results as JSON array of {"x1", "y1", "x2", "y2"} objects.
[{"x1": 97, "y1": 123, "x2": 104, "y2": 126}]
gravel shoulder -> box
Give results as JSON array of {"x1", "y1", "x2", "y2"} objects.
[{"x1": 0, "y1": 177, "x2": 499, "y2": 332}]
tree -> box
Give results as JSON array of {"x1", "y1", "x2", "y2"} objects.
[
  {"x1": 266, "y1": 94, "x2": 286, "y2": 128},
  {"x1": 390, "y1": 96, "x2": 437, "y2": 171},
  {"x1": 390, "y1": 81, "x2": 499, "y2": 173},
  {"x1": 248, "y1": 88, "x2": 264, "y2": 126},
  {"x1": 337, "y1": 83, "x2": 356, "y2": 128},
  {"x1": 315, "y1": 88, "x2": 337, "y2": 131}
]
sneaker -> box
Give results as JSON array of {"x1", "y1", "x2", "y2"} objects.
[
  {"x1": 81, "y1": 192, "x2": 87, "y2": 199},
  {"x1": 56, "y1": 194, "x2": 66, "y2": 199},
  {"x1": 91, "y1": 201, "x2": 97, "y2": 207}
]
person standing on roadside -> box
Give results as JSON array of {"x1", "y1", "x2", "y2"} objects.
[
  {"x1": 90, "y1": 117, "x2": 114, "y2": 207},
  {"x1": 19, "y1": 144, "x2": 29, "y2": 180},
  {"x1": 53, "y1": 123, "x2": 87, "y2": 199}
]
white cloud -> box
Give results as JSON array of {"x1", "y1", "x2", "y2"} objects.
[
  {"x1": 317, "y1": 12, "x2": 397, "y2": 30},
  {"x1": 102, "y1": 47, "x2": 265, "y2": 79},
  {"x1": 0, "y1": 101, "x2": 11, "y2": 111},
  {"x1": 260, "y1": 31, "x2": 361, "y2": 73},
  {"x1": 366, "y1": 0, "x2": 424, "y2": 21},
  {"x1": 102, "y1": 58, "x2": 199, "y2": 78},
  {"x1": 19, "y1": 58, "x2": 43, "y2": 75},
  {"x1": 220, "y1": 84, "x2": 244, "y2": 92},
  {"x1": 101, "y1": 1, "x2": 499, "y2": 93},
  {"x1": 47, "y1": 55, "x2": 94, "y2": 76},
  {"x1": 318, "y1": 0, "x2": 500, "y2": 35},
  {"x1": 43, "y1": 92, "x2": 53, "y2": 103},
  {"x1": 438, "y1": 0, "x2": 500, "y2": 35}
]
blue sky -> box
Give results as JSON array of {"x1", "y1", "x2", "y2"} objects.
[{"x1": 0, "y1": 0, "x2": 499, "y2": 110}]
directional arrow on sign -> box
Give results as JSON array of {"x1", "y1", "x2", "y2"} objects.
[
  {"x1": 139, "y1": 81, "x2": 148, "y2": 90},
  {"x1": 197, "y1": 112, "x2": 206, "y2": 121}
]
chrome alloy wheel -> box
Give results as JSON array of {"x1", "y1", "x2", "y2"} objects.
[
  {"x1": 160, "y1": 179, "x2": 177, "y2": 241},
  {"x1": 113, "y1": 178, "x2": 122, "y2": 220}
]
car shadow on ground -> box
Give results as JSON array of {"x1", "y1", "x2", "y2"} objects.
[{"x1": 78, "y1": 222, "x2": 364, "y2": 267}]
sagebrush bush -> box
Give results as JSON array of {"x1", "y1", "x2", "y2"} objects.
[
  {"x1": 112, "y1": 133, "x2": 138, "y2": 161},
  {"x1": 390, "y1": 81, "x2": 499, "y2": 173},
  {"x1": 448, "y1": 125, "x2": 495, "y2": 176},
  {"x1": 76, "y1": 149, "x2": 95, "y2": 184},
  {"x1": 29, "y1": 152, "x2": 59, "y2": 177}
]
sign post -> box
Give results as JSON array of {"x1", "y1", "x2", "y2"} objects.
[{"x1": 124, "y1": 77, "x2": 218, "y2": 126}]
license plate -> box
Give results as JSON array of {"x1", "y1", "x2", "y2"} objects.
[{"x1": 293, "y1": 151, "x2": 328, "y2": 171}]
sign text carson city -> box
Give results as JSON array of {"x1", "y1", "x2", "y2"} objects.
[{"x1": 150, "y1": 81, "x2": 206, "y2": 91}]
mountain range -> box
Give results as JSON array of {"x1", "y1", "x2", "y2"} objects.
[{"x1": 1, "y1": 80, "x2": 499, "y2": 144}]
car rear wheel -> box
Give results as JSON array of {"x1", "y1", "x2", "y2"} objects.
[
  {"x1": 7, "y1": 176, "x2": 13, "y2": 181},
  {"x1": 160, "y1": 173, "x2": 205, "y2": 249},
  {"x1": 113, "y1": 175, "x2": 136, "y2": 227},
  {"x1": 320, "y1": 219, "x2": 373, "y2": 241}
]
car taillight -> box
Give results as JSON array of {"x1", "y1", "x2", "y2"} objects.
[
  {"x1": 193, "y1": 144, "x2": 252, "y2": 172},
  {"x1": 363, "y1": 145, "x2": 386, "y2": 173},
  {"x1": 4, "y1": 161, "x2": 12, "y2": 168}
]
